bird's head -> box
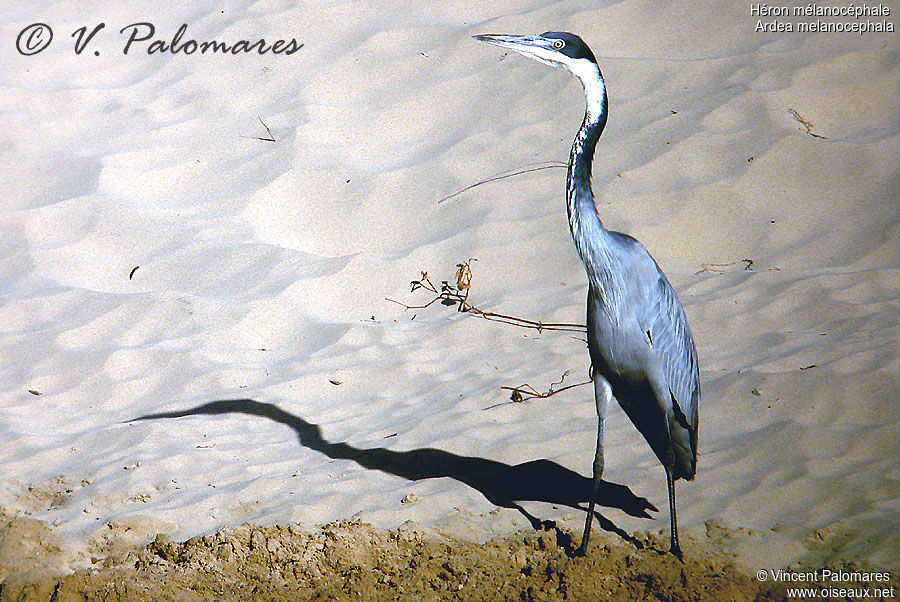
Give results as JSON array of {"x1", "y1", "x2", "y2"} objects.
[
  {"x1": 473, "y1": 32, "x2": 606, "y2": 119},
  {"x1": 472, "y1": 32, "x2": 598, "y2": 77}
]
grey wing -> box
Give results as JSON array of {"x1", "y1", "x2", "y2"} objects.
[{"x1": 640, "y1": 270, "x2": 700, "y2": 455}]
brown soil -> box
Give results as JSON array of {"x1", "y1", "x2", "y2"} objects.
[{"x1": 0, "y1": 517, "x2": 808, "y2": 602}]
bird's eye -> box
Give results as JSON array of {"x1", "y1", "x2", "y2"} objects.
[{"x1": 552, "y1": 39, "x2": 565, "y2": 50}]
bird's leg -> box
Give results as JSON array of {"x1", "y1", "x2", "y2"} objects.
[
  {"x1": 666, "y1": 467, "x2": 683, "y2": 561},
  {"x1": 577, "y1": 376, "x2": 611, "y2": 556}
]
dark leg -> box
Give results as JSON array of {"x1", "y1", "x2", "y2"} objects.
[
  {"x1": 666, "y1": 467, "x2": 682, "y2": 560},
  {"x1": 577, "y1": 426, "x2": 603, "y2": 555},
  {"x1": 577, "y1": 377, "x2": 611, "y2": 556}
]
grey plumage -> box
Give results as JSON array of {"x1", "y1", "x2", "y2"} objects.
[{"x1": 473, "y1": 32, "x2": 699, "y2": 559}]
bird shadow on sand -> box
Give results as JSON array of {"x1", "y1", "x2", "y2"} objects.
[{"x1": 129, "y1": 398, "x2": 657, "y2": 554}]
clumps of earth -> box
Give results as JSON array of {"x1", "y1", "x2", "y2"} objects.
[{"x1": 0, "y1": 516, "x2": 804, "y2": 601}]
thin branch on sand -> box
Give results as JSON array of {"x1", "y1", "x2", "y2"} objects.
[
  {"x1": 437, "y1": 162, "x2": 566, "y2": 204},
  {"x1": 386, "y1": 259, "x2": 586, "y2": 334},
  {"x1": 496, "y1": 370, "x2": 592, "y2": 407},
  {"x1": 256, "y1": 117, "x2": 276, "y2": 142},
  {"x1": 387, "y1": 260, "x2": 592, "y2": 403},
  {"x1": 788, "y1": 108, "x2": 827, "y2": 140}
]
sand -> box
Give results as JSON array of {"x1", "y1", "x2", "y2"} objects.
[
  {"x1": 0, "y1": 517, "x2": 797, "y2": 601},
  {"x1": 0, "y1": 0, "x2": 898, "y2": 598}
]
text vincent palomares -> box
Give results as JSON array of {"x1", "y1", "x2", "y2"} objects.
[{"x1": 118, "y1": 22, "x2": 302, "y2": 55}]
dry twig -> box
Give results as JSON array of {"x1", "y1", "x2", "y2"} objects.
[
  {"x1": 500, "y1": 370, "x2": 591, "y2": 404},
  {"x1": 387, "y1": 259, "x2": 586, "y2": 334},
  {"x1": 437, "y1": 162, "x2": 566, "y2": 204},
  {"x1": 387, "y1": 260, "x2": 592, "y2": 403},
  {"x1": 788, "y1": 109, "x2": 827, "y2": 140},
  {"x1": 256, "y1": 117, "x2": 276, "y2": 142}
]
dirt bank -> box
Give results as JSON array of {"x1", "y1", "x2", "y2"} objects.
[{"x1": 2, "y1": 516, "x2": 853, "y2": 602}]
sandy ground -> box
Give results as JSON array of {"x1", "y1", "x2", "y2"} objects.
[
  {"x1": 3, "y1": 514, "x2": 898, "y2": 601},
  {"x1": 0, "y1": 0, "x2": 898, "y2": 599}
]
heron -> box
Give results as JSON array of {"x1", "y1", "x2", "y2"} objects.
[{"x1": 473, "y1": 32, "x2": 699, "y2": 559}]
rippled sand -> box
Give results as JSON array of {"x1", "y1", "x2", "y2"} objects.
[{"x1": 0, "y1": 0, "x2": 897, "y2": 588}]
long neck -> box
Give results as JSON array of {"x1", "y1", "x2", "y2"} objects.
[{"x1": 566, "y1": 66, "x2": 609, "y2": 271}]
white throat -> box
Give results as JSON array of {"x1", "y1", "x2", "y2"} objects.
[{"x1": 565, "y1": 59, "x2": 605, "y2": 122}]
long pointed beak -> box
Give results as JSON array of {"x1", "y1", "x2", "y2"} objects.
[
  {"x1": 472, "y1": 33, "x2": 560, "y2": 67},
  {"x1": 472, "y1": 34, "x2": 545, "y2": 52}
]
